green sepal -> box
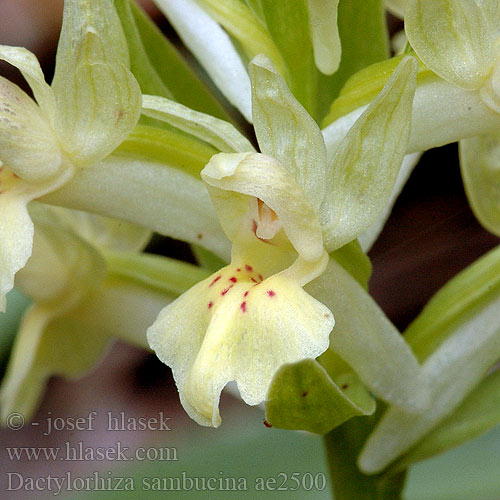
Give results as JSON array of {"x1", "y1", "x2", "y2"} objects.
[
  {"x1": 114, "y1": 0, "x2": 231, "y2": 121},
  {"x1": 265, "y1": 355, "x2": 375, "y2": 435},
  {"x1": 316, "y1": 0, "x2": 389, "y2": 122},
  {"x1": 249, "y1": 0, "x2": 317, "y2": 117}
]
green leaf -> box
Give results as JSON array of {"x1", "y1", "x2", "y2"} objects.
[
  {"x1": 265, "y1": 357, "x2": 375, "y2": 434},
  {"x1": 392, "y1": 368, "x2": 500, "y2": 471},
  {"x1": 250, "y1": 0, "x2": 318, "y2": 117},
  {"x1": 359, "y1": 247, "x2": 500, "y2": 475},
  {"x1": 115, "y1": 0, "x2": 231, "y2": 121},
  {"x1": 321, "y1": 57, "x2": 418, "y2": 251},
  {"x1": 460, "y1": 132, "x2": 500, "y2": 237},
  {"x1": 0, "y1": 288, "x2": 31, "y2": 371},
  {"x1": 325, "y1": 410, "x2": 408, "y2": 500},
  {"x1": 317, "y1": 0, "x2": 389, "y2": 122}
]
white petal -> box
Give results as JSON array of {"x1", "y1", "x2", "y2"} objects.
[
  {"x1": 153, "y1": 0, "x2": 252, "y2": 121},
  {"x1": 308, "y1": 0, "x2": 341, "y2": 75}
]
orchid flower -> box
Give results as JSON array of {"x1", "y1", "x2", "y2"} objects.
[
  {"x1": 0, "y1": 0, "x2": 141, "y2": 312},
  {"x1": 0, "y1": 203, "x2": 210, "y2": 421},
  {"x1": 146, "y1": 54, "x2": 424, "y2": 427}
]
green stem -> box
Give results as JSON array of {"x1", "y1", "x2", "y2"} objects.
[{"x1": 324, "y1": 412, "x2": 407, "y2": 500}]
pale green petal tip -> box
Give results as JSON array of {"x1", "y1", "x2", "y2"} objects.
[
  {"x1": 308, "y1": 0, "x2": 341, "y2": 75},
  {"x1": 148, "y1": 260, "x2": 334, "y2": 427}
]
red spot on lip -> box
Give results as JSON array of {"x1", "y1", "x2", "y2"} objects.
[
  {"x1": 209, "y1": 275, "x2": 221, "y2": 287},
  {"x1": 208, "y1": 301, "x2": 214, "y2": 309},
  {"x1": 267, "y1": 290, "x2": 276, "y2": 297},
  {"x1": 243, "y1": 291, "x2": 249, "y2": 297},
  {"x1": 245, "y1": 264, "x2": 253, "y2": 272},
  {"x1": 240, "y1": 301, "x2": 247, "y2": 312},
  {"x1": 250, "y1": 278, "x2": 258, "y2": 283},
  {"x1": 258, "y1": 274, "x2": 263, "y2": 281},
  {"x1": 263, "y1": 420, "x2": 272, "y2": 428},
  {"x1": 236, "y1": 268, "x2": 241, "y2": 272},
  {"x1": 221, "y1": 285, "x2": 234, "y2": 296},
  {"x1": 229, "y1": 277, "x2": 237, "y2": 283}
]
